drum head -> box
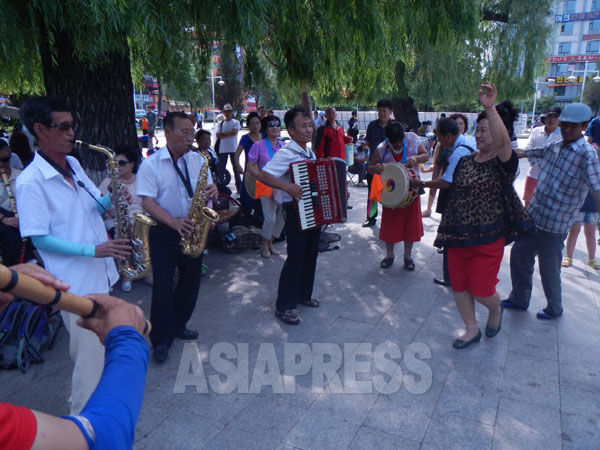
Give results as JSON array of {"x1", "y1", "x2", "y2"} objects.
[
  {"x1": 380, "y1": 163, "x2": 410, "y2": 208},
  {"x1": 244, "y1": 172, "x2": 257, "y2": 199}
]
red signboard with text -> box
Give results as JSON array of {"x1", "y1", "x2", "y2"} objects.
[{"x1": 545, "y1": 54, "x2": 600, "y2": 63}]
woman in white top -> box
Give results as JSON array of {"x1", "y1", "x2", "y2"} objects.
[{"x1": 99, "y1": 145, "x2": 146, "y2": 292}]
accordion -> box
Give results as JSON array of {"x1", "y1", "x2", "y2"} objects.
[{"x1": 289, "y1": 159, "x2": 343, "y2": 230}]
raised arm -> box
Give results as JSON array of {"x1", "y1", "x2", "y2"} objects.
[{"x1": 479, "y1": 82, "x2": 512, "y2": 162}]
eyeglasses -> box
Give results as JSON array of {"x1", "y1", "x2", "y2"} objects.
[
  {"x1": 172, "y1": 128, "x2": 195, "y2": 138},
  {"x1": 0, "y1": 157, "x2": 10, "y2": 163},
  {"x1": 47, "y1": 121, "x2": 77, "y2": 132},
  {"x1": 266, "y1": 122, "x2": 281, "y2": 128},
  {"x1": 116, "y1": 160, "x2": 131, "y2": 166}
]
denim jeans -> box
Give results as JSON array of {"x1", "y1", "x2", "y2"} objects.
[{"x1": 507, "y1": 230, "x2": 567, "y2": 315}]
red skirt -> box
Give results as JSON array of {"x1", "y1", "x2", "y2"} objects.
[
  {"x1": 447, "y1": 237, "x2": 505, "y2": 298},
  {"x1": 379, "y1": 197, "x2": 423, "y2": 243}
]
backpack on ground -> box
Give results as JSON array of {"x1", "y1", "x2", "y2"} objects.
[{"x1": 0, "y1": 299, "x2": 55, "y2": 373}]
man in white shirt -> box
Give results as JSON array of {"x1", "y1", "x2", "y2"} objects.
[
  {"x1": 138, "y1": 111, "x2": 218, "y2": 363},
  {"x1": 215, "y1": 103, "x2": 241, "y2": 193},
  {"x1": 522, "y1": 106, "x2": 562, "y2": 208},
  {"x1": 16, "y1": 96, "x2": 131, "y2": 414},
  {"x1": 257, "y1": 107, "x2": 320, "y2": 325}
]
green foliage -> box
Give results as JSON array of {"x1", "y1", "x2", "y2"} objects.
[
  {"x1": 583, "y1": 81, "x2": 600, "y2": 115},
  {"x1": 522, "y1": 94, "x2": 556, "y2": 117}
]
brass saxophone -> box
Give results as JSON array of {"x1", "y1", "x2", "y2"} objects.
[
  {"x1": 180, "y1": 150, "x2": 219, "y2": 258},
  {"x1": 74, "y1": 140, "x2": 156, "y2": 279}
]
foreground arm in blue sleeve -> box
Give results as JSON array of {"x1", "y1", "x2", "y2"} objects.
[
  {"x1": 63, "y1": 326, "x2": 149, "y2": 450},
  {"x1": 31, "y1": 234, "x2": 96, "y2": 257}
]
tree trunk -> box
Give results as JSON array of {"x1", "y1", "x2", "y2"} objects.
[
  {"x1": 392, "y1": 60, "x2": 420, "y2": 132},
  {"x1": 300, "y1": 89, "x2": 312, "y2": 114},
  {"x1": 157, "y1": 77, "x2": 163, "y2": 127},
  {"x1": 39, "y1": 29, "x2": 138, "y2": 184}
]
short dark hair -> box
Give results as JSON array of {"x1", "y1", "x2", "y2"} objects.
[
  {"x1": 163, "y1": 111, "x2": 194, "y2": 129},
  {"x1": 0, "y1": 139, "x2": 9, "y2": 151},
  {"x1": 262, "y1": 114, "x2": 280, "y2": 130},
  {"x1": 284, "y1": 106, "x2": 310, "y2": 129},
  {"x1": 449, "y1": 113, "x2": 469, "y2": 133},
  {"x1": 477, "y1": 100, "x2": 520, "y2": 136},
  {"x1": 385, "y1": 121, "x2": 405, "y2": 143},
  {"x1": 352, "y1": 110, "x2": 357, "y2": 116},
  {"x1": 436, "y1": 117, "x2": 459, "y2": 137},
  {"x1": 376, "y1": 99, "x2": 392, "y2": 110},
  {"x1": 114, "y1": 144, "x2": 139, "y2": 173},
  {"x1": 20, "y1": 97, "x2": 71, "y2": 139},
  {"x1": 246, "y1": 111, "x2": 261, "y2": 126},
  {"x1": 195, "y1": 129, "x2": 211, "y2": 142}
]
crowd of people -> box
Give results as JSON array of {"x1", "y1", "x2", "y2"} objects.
[{"x1": 1, "y1": 83, "x2": 599, "y2": 447}]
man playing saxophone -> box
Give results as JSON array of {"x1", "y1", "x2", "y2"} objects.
[
  {"x1": 16, "y1": 97, "x2": 133, "y2": 414},
  {"x1": 137, "y1": 111, "x2": 218, "y2": 364}
]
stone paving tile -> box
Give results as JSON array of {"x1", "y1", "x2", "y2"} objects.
[
  {"x1": 500, "y1": 351, "x2": 560, "y2": 409},
  {"x1": 507, "y1": 315, "x2": 558, "y2": 361},
  {"x1": 201, "y1": 396, "x2": 305, "y2": 450},
  {"x1": 421, "y1": 413, "x2": 494, "y2": 450},
  {"x1": 347, "y1": 425, "x2": 420, "y2": 450},
  {"x1": 559, "y1": 386, "x2": 600, "y2": 448},
  {"x1": 493, "y1": 397, "x2": 561, "y2": 450},
  {"x1": 134, "y1": 409, "x2": 224, "y2": 450}
]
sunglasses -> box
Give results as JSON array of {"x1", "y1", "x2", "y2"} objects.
[
  {"x1": 47, "y1": 121, "x2": 77, "y2": 132},
  {"x1": 116, "y1": 160, "x2": 131, "y2": 167},
  {"x1": 0, "y1": 157, "x2": 10, "y2": 163},
  {"x1": 266, "y1": 122, "x2": 281, "y2": 128}
]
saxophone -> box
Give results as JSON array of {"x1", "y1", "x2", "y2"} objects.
[
  {"x1": 74, "y1": 140, "x2": 156, "y2": 279},
  {"x1": 180, "y1": 150, "x2": 219, "y2": 258}
]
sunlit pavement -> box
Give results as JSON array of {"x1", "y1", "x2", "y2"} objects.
[{"x1": 2, "y1": 138, "x2": 599, "y2": 449}]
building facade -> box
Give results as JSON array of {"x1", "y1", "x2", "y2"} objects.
[{"x1": 542, "y1": 0, "x2": 600, "y2": 103}]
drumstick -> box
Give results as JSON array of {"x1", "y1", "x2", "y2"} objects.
[{"x1": 0, "y1": 265, "x2": 151, "y2": 336}]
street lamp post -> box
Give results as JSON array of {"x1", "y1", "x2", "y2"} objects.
[
  {"x1": 207, "y1": 69, "x2": 225, "y2": 126},
  {"x1": 566, "y1": 61, "x2": 600, "y2": 102},
  {"x1": 531, "y1": 78, "x2": 556, "y2": 127}
]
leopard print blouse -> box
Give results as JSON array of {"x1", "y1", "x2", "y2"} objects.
[{"x1": 434, "y1": 151, "x2": 532, "y2": 248}]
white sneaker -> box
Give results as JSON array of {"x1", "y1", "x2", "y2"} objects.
[{"x1": 122, "y1": 281, "x2": 133, "y2": 292}]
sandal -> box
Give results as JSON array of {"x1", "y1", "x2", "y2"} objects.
[
  {"x1": 561, "y1": 257, "x2": 572, "y2": 268},
  {"x1": 275, "y1": 309, "x2": 301, "y2": 325},
  {"x1": 404, "y1": 258, "x2": 415, "y2": 271},
  {"x1": 261, "y1": 248, "x2": 271, "y2": 258},
  {"x1": 587, "y1": 259, "x2": 600, "y2": 270},
  {"x1": 380, "y1": 257, "x2": 394, "y2": 269},
  {"x1": 299, "y1": 298, "x2": 320, "y2": 308},
  {"x1": 269, "y1": 247, "x2": 280, "y2": 256}
]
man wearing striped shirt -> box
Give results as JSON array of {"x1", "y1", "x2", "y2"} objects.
[{"x1": 502, "y1": 103, "x2": 600, "y2": 319}]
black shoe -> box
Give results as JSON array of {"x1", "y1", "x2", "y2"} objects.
[
  {"x1": 153, "y1": 345, "x2": 169, "y2": 364},
  {"x1": 485, "y1": 307, "x2": 503, "y2": 338},
  {"x1": 176, "y1": 328, "x2": 199, "y2": 340},
  {"x1": 362, "y1": 218, "x2": 376, "y2": 227},
  {"x1": 452, "y1": 330, "x2": 482, "y2": 349},
  {"x1": 500, "y1": 299, "x2": 528, "y2": 311},
  {"x1": 347, "y1": 205, "x2": 353, "y2": 209},
  {"x1": 433, "y1": 278, "x2": 451, "y2": 287}
]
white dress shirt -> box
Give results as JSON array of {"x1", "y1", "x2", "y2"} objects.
[
  {"x1": 526, "y1": 126, "x2": 562, "y2": 179},
  {"x1": 137, "y1": 146, "x2": 213, "y2": 218},
  {"x1": 262, "y1": 140, "x2": 315, "y2": 204},
  {"x1": 15, "y1": 153, "x2": 118, "y2": 296}
]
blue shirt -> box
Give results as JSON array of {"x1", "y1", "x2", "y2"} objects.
[
  {"x1": 527, "y1": 137, "x2": 600, "y2": 233},
  {"x1": 441, "y1": 134, "x2": 475, "y2": 183},
  {"x1": 586, "y1": 117, "x2": 600, "y2": 145}
]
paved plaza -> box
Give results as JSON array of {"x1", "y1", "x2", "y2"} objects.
[{"x1": 1, "y1": 150, "x2": 600, "y2": 449}]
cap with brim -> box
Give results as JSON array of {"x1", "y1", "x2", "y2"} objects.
[
  {"x1": 559, "y1": 103, "x2": 591, "y2": 123},
  {"x1": 223, "y1": 103, "x2": 233, "y2": 111}
]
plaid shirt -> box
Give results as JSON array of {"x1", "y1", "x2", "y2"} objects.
[{"x1": 527, "y1": 137, "x2": 600, "y2": 233}]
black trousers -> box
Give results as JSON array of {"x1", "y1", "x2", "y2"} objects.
[
  {"x1": 276, "y1": 203, "x2": 321, "y2": 311},
  {"x1": 218, "y1": 152, "x2": 242, "y2": 192},
  {"x1": 149, "y1": 223, "x2": 204, "y2": 348},
  {"x1": 0, "y1": 224, "x2": 33, "y2": 266}
]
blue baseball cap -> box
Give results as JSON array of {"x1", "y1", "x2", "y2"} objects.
[{"x1": 558, "y1": 103, "x2": 592, "y2": 123}]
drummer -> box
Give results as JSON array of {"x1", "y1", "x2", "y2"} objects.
[
  {"x1": 368, "y1": 122, "x2": 428, "y2": 270},
  {"x1": 246, "y1": 115, "x2": 285, "y2": 258}
]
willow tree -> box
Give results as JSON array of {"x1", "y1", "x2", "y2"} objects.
[{"x1": 0, "y1": 0, "x2": 268, "y2": 175}]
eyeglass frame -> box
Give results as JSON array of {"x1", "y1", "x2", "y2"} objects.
[
  {"x1": 46, "y1": 121, "x2": 78, "y2": 132},
  {"x1": 266, "y1": 122, "x2": 281, "y2": 128},
  {"x1": 171, "y1": 127, "x2": 196, "y2": 138}
]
